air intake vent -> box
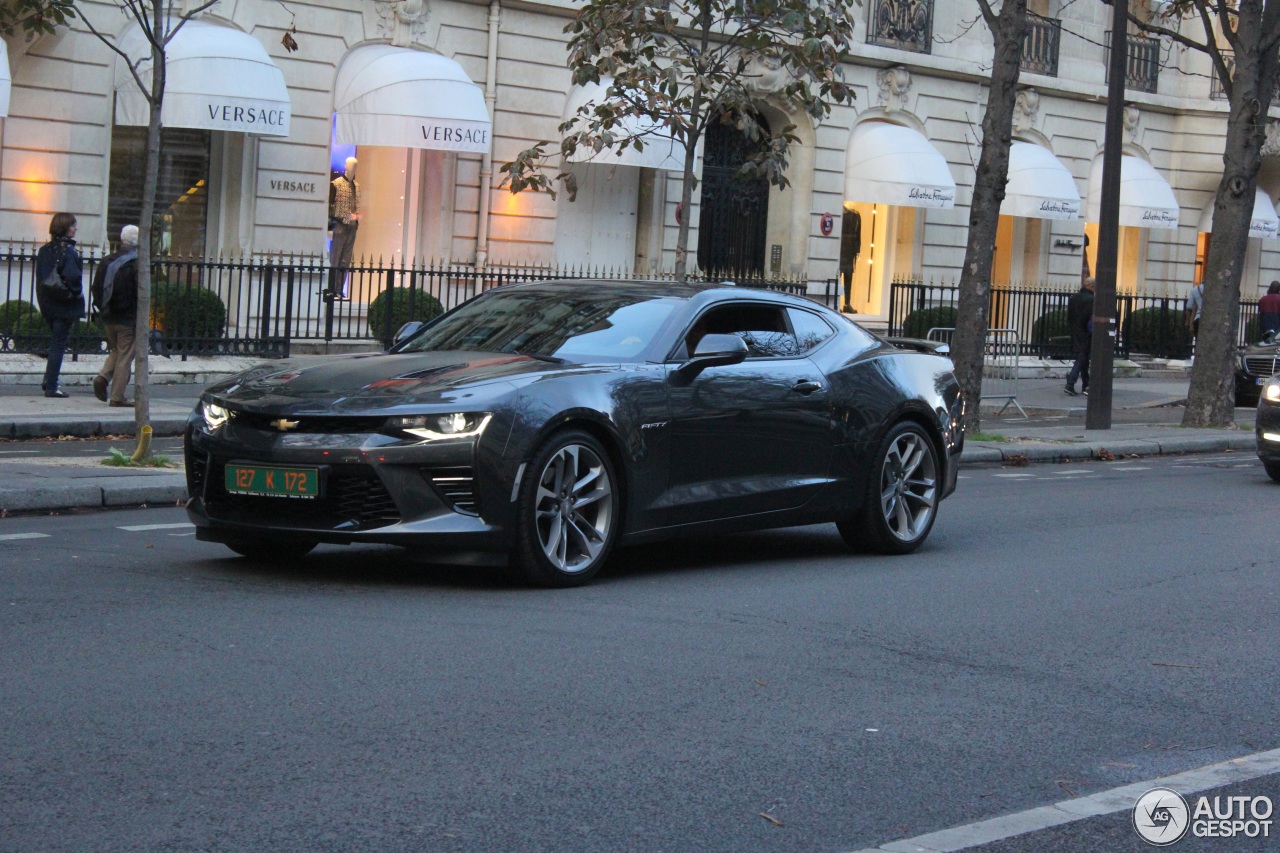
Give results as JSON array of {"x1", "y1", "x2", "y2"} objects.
[{"x1": 430, "y1": 469, "x2": 477, "y2": 515}]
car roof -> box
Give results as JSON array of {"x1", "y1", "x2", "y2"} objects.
[{"x1": 500, "y1": 278, "x2": 821, "y2": 311}]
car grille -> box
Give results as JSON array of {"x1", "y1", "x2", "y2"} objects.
[
  {"x1": 1244, "y1": 356, "x2": 1280, "y2": 378},
  {"x1": 429, "y1": 468, "x2": 478, "y2": 515},
  {"x1": 230, "y1": 412, "x2": 388, "y2": 434},
  {"x1": 197, "y1": 458, "x2": 402, "y2": 531}
]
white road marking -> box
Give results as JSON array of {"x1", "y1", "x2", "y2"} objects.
[
  {"x1": 993, "y1": 473, "x2": 1036, "y2": 478},
  {"x1": 0, "y1": 532, "x2": 50, "y2": 541},
  {"x1": 0, "y1": 450, "x2": 40, "y2": 455},
  {"x1": 117, "y1": 523, "x2": 195, "y2": 532},
  {"x1": 1109, "y1": 466, "x2": 1149, "y2": 471},
  {"x1": 844, "y1": 746, "x2": 1280, "y2": 853},
  {"x1": 1050, "y1": 469, "x2": 1095, "y2": 474}
]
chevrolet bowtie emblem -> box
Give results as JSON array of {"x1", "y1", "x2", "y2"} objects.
[{"x1": 270, "y1": 418, "x2": 300, "y2": 431}]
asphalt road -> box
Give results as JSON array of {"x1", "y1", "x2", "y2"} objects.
[{"x1": 1, "y1": 452, "x2": 1277, "y2": 852}]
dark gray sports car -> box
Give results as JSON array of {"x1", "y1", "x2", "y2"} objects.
[{"x1": 184, "y1": 280, "x2": 964, "y2": 586}]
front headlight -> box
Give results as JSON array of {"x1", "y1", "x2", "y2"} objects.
[
  {"x1": 200, "y1": 400, "x2": 232, "y2": 432},
  {"x1": 1265, "y1": 379, "x2": 1280, "y2": 404},
  {"x1": 387, "y1": 412, "x2": 492, "y2": 441}
]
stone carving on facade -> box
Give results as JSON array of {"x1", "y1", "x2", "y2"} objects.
[
  {"x1": 876, "y1": 66, "x2": 912, "y2": 113},
  {"x1": 1123, "y1": 105, "x2": 1142, "y2": 146},
  {"x1": 1013, "y1": 88, "x2": 1039, "y2": 136},
  {"x1": 374, "y1": 0, "x2": 430, "y2": 47},
  {"x1": 1263, "y1": 121, "x2": 1280, "y2": 157},
  {"x1": 744, "y1": 55, "x2": 788, "y2": 95}
]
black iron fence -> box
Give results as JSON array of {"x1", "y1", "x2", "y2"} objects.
[
  {"x1": 888, "y1": 277, "x2": 1260, "y2": 360},
  {"x1": 0, "y1": 247, "x2": 825, "y2": 357},
  {"x1": 1022, "y1": 13, "x2": 1061, "y2": 77}
]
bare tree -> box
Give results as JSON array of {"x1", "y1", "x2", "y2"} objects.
[
  {"x1": 949, "y1": 0, "x2": 1029, "y2": 434},
  {"x1": 500, "y1": 0, "x2": 859, "y2": 281},
  {"x1": 1133, "y1": 0, "x2": 1280, "y2": 428}
]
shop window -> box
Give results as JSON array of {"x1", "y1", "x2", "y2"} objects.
[{"x1": 108, "y1": 126, "x2": 210, "y2": 256}]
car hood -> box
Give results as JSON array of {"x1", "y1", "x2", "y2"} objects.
[
  {"x1": 1240, "y1": 340, "x2": 1280, "y2": 357},
  {"x1": 205, "y1": 351, "x2": 577, "y2": 414}
]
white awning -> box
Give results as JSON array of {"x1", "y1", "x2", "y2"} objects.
[
  {"x1": 0, "y1": 39, "x2": 11, "y2": 118},
  {"x1": 1085, "y1": 154, "x2": 1179, "y2": 229},
  {"x1": 114, "y1": 19, "x2": 291, "y2": 136},
  {"x1": 1002, "y1": 141, "x2": 1080, "y2": 220},
  {"x1": 561, "y1": 78, "x2": 686, "y2": 171},
  {"x1": 843, "y1": 121, "x2": 956, "y2": 209},
  {"x1": 1196, "y1": 187, "x2": 1279, "y2": 239},
  {"x1": 334, "y1": 45, "x2": 490, "y2": 153}
]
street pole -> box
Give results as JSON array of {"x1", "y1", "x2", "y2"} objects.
[{"x1": 1087, "y1": 0, "x2": 1127, "y2": 430}]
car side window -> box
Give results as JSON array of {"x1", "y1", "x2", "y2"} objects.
[
  {"x1": 787, "y1": 308, "x2": 835, "y2": 353},
  {"x1": 683, "y1": 303, "x2": 799, "y2": 359}
]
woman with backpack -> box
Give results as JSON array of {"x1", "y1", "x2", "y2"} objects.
[{"x1": 34, "y1": 212, "x2": 85, "y2": 398}]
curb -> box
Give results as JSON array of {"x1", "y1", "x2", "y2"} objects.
[
  {"x1": 959, "y1": 434, "x2": 1254, "y2": 466},
  {"x1": 0, "y1": 417, "x2": 188, "y2": 439},
  {"x1": 0, "y1": 475, "x2": 188, "y2": 513}
]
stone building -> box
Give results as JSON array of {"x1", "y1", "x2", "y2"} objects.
[{"x1": 0, "y1": 0, "x2": 1273, "y2": 320}]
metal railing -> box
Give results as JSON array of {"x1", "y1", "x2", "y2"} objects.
[
  {"x1": 0, "y1": 248, "x2": 825, "y2": 357},
  {"x1": 1022, "y1": 13, "x2": 1060, "y2": 77},
  {"x1": 888, "y1": 277, "x2": 1261, "y2": 360},
  {"x1": 1106, "y1": 32, "x2": 1161, "y2": 94},
  {"x1": 928, "y1": 326, "x2": 1027, "y2": 417},
  {"x1": 866, "y1": 0, "x2": 933, "y2": 54}
]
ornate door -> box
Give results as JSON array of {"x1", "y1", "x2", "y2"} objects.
[{"x1": 697, "y1": 117, "x2": 770, "y2": 277}]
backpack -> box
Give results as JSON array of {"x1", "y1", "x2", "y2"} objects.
[{"x1": 93, "y1": 250, "x2": 137, "y2": 312}]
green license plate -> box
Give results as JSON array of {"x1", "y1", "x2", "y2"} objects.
[{"x1": 224, "y1": 464, "x2": 319, "y2": 498}]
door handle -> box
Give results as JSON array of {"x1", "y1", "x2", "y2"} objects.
[{"x1": 792, "y1": 379, "x2": 823, "y2": 395}]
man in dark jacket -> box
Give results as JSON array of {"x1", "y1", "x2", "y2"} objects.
[
  {"x1": 1065, "y1": 276, "x2": 1095, "y2": 396},
  {"x1": 91, "y1": 225, "x2": 139, "y2": 407}
]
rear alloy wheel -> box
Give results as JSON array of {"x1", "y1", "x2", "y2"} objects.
[
  {"x1": 1264, "y1": 459, "x2": 1280, "y2": 482},
  {"x1": 514, "y1": 430, "x2": 619, "y2": 587},
  {"x1": 224, "y1": 537, "x2": 317, "y2": 561},
  {"x1": 839, "y1": 421, "x2": 939, "y2": 555}
]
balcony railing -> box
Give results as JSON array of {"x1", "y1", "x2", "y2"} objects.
[
  {"x1": 1021, "y1": 13, "x2": 1060, "y2": 77},
  {"x1": 1106, "y1": 32, "x2": 1161, "y2": 94},
  {"x1": 867, "y1": 0, "x2": 932, "y2": 54}
]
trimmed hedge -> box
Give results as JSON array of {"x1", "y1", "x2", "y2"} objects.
[
  {"x1": 1031, "y1": 308, "x2": 1072, "y2": 357},
  {"x1": 10, "y1": 313, "x2": 106, "y2": 354},
  {"x1": 0, "y1": 299, "x2": 38, "y2": 337},
  {"x1": 901, "y1": 305, "x2": 957, "y2": 339},
  {"x1": 369, "y1": 286, "x2": 445, "y2": 340},
  {"x1": 1123, "y1": 305, "x2": 1192, "y2": 358},
  {"x1": 150, "y1": 281, "x2": 227, "y2": 349}
]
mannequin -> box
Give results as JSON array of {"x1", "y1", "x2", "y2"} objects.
[{"x1": 328, "y1": 156, "x2": 360, "y2": 297}]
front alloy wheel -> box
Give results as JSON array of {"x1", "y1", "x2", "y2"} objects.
[
  {"x1": 514, "y1": 430, "x2": 619, "y2": 586},
  {"x1": 839, "y1": 421, "x2": 939, "y2": 555}
]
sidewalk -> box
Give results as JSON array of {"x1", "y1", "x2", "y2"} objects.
[{"x1": 0, "y1": 353, "x2": 1259, "y2": 513}]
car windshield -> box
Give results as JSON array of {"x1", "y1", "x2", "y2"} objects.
[{"x1": 396, "y1": 287, "x2": 681, "y2": 361}]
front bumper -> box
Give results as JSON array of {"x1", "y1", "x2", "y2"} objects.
[
  {"x1": 184, "y1": 417, "x2": 515, "y2": 552},
  {"x1": 1256, "y1": 400, "x2": 1280, "y2": 462}
]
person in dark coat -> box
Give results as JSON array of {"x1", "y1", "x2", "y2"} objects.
[
  {"x1": 1065, "y1": 276, "x2": 1095, "y2": 396},
  {"x1": 1258, "y1": 281, "x2": 1280, "y2": 340},
  {"x1": 34, "y1": 212, "x2": 85, "y2": 398},
  {"x1": 91, "y1": 224, "x2": 139, "y2": 407}
]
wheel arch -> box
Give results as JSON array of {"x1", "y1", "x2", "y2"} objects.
[{"x1": 520, "y1": 410, "x2": 631, "y2": 532}]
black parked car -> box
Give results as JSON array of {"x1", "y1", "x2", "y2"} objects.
[
  {"x1": 1236, "y1": 334, "x2": 1280, "y2": 407},
  {"x1": 184, "y1": 280, "x2": 964, "y2": 586},
  {"x1": 1255, "y1": 376, "x2": 1280, "y2": 481}
]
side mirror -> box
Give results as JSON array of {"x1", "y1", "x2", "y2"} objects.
[
  {"x1": 392, "y1": 321, "x2": 424, "y2": 347},
  {"x1": 671, "y1": 333, "x2": 748, "y2": 384}
]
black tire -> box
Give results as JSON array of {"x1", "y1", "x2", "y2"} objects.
[
  {"x1": 1264, "y1": 460, "x2": 1280, "y2": 482},
  {"x1": 512, "y1": 429, "x2": 620, "y2": 587},
  {"x1": 224, "y1": 536, "x2": 317, "y2": 561},
  {"x1": 838, "y1": 420, "x2": 940, "y2": 555}
]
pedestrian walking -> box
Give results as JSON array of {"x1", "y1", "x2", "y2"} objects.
[
  {"x1": 34, "y1": 212, "x2": 84, "y2": 398},
  {"x1": 90, "y1": 224, "x2": 139, "y2": 407},
  {"x1": 1065, "y1": 276, "x2": 1095, "y2": 397},
  {"x1": 1258, "y1": 281, "x2": 1280, "y2": 340},
  {"x1": 1186, "y1": 281, "x2": 1205, "y2": 359}
]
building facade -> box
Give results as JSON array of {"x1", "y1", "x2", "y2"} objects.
[{"x1": 0, "y1": 0, "x2": 1274, "y2": 319}]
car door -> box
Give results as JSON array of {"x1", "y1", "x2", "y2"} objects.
[{"x1": 661, "y1": 301, "x2": 834, "y2": 525}]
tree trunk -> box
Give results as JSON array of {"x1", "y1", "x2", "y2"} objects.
[
  {"x1": 132, "y1": 3, "x2": 165, "y2": 442},
  {"x1": 950, "y1": 0, "x2": 1027, "y2": 434},
  {"x1": 1183, "y1": 1, "x2": 1278, "y2": 428}
]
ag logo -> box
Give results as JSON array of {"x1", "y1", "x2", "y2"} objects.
[{"x1": 1133, "y1": 787, "x2": 1190, "y2": 846}]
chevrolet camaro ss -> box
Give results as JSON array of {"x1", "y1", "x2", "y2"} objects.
[{"x1": 184, "y1": 280, "x2": 965, "y2": 586}]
